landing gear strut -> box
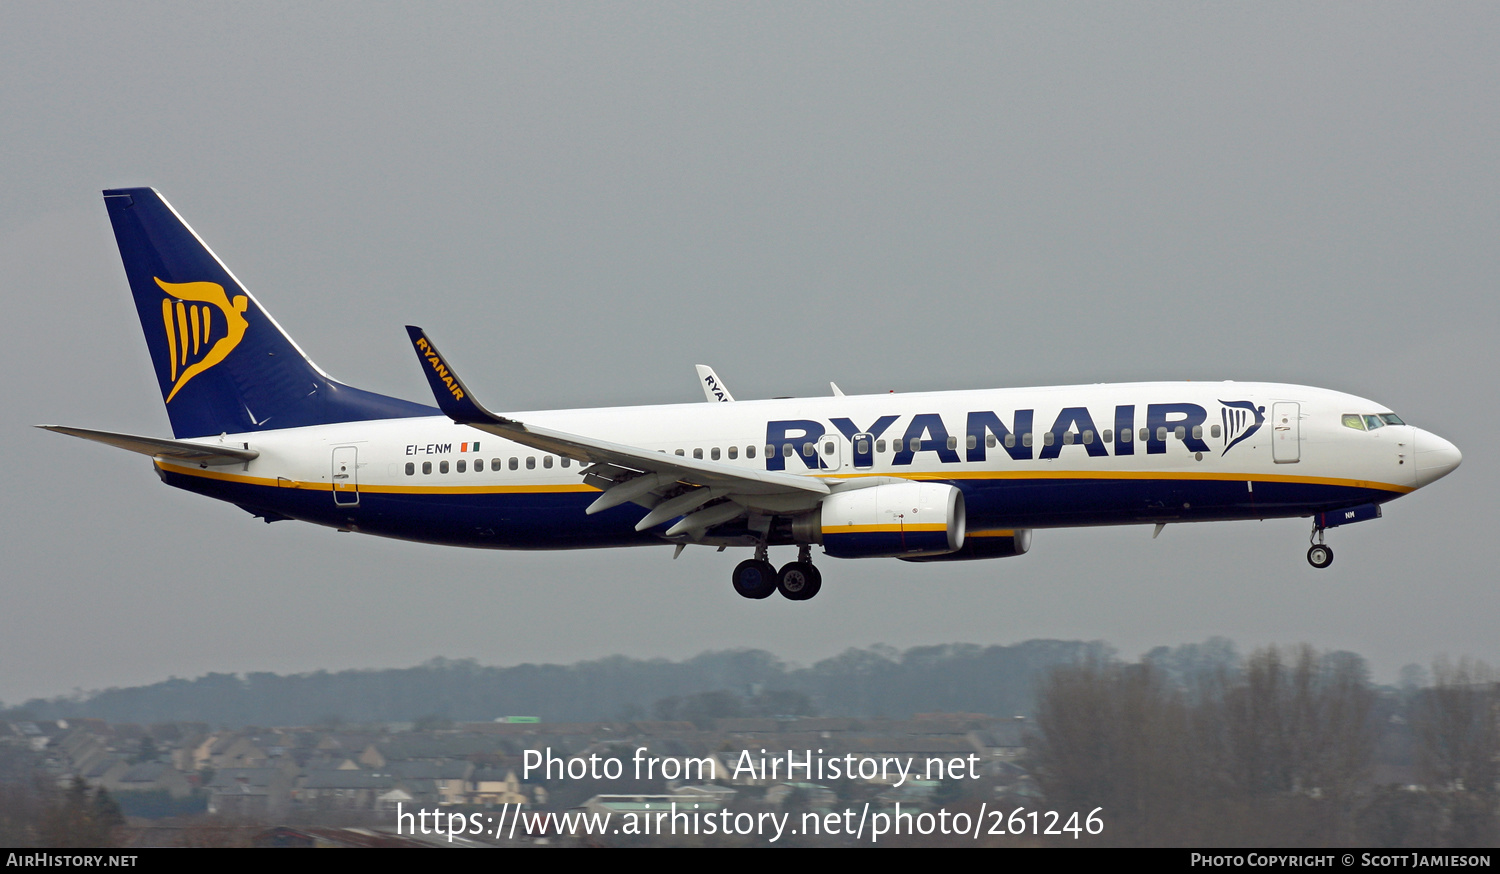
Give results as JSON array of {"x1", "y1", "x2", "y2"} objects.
[{"x1": 1307, "y1": 525, "x2": 1333, "y2": 569}]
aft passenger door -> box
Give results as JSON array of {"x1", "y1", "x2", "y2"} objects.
[
  {"x1": 1272, "y1": 403, "x2": 1300, "y2": 464},
  {"x1": 332, "y1": 446, "x2": 360, "y2": 506}
]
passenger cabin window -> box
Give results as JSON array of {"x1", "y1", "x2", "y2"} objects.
[
  {"x1": 509, "y1": 457, "x2": 518, "y2": 470},
  {"x1": 543, "y1": 456, "x2": 553, "y2": 468},
  {"x1": 1140, "y1": 428, "x2": 1150, "y2": 442},
  {"x1": 1119, "y1": 428, "x2": 1131, "y2": 443},
  {"x1": 909, "y1": 437, "x2": 921, "y2": 452},
  {"x1": 824, "y1": 441, "x2": 835, "y2": 455},
  {"x1": 1022, "y1": 433, "x2": 1032, "y2": 447},
  {"x1": 711, "y1": 447, "x2": 720, "y2": 460},
  {"x1": 985, "y1": 435, "x2": 996, "y2": 449},
  {"x1": 1083, "y1": 430, "x2": 1094, "y2": 445},
  {"x1": 561, "y1": 458, "x2": 571, "y2": 468},
  {"x1": 693, "y1": 448, "x2": 703, "y2": 459},
  {"x1": 1043, "y1": 432, "x2": 1055, "y2": 447},
  {"x1": 1156, "y1": 427, "x2": 1168, "y2": 441},
  {"x1": 405, "y1": 462, "x2": 415, "y2": 475},
  {"x1": 526, "y1": 457, "x2": 536, "y2": 469},
  {"x1": 946, "y1": 436, "x2": 958, "y2": 451},
  {"x1": 727, "y1": 446, "x2": 738, "y2": 459},
  {"x1": 877, "y1": 439, "x2": 887, "y2": 453},
  {"x1": 675, "y1": 449, "x2": 685, "y2": 456},
  {"x1": 439, "y1": 460, "x2": 449, "y2": 474},
  {"x1": 1210, "y1": 425, "x2": 1220, "y2": 438},
  {"x1": 422, "y1": 461, "x2": 432, "y2": 474},
  {"x1": 1191, "y1": 425, "x2": 1202, "y2": 440},
  {"x1": 475, "y1": 458, "x2": 485, "y2": 472},
  {"x1": 746, "y1": 445, "x2": 756, "y2": 459},
  {"x1": 1004, "y1": 434, "x2": 1015, "y2": 449},
  {"x1": 856, "y1": 438, "x2": 869, "y2": 454},
  {"x1": 1102, "y1": 429, "x2": 1112, "y2": 442},
  {"x1": 456, "y1": 460, "x2": 466, "y2": 473},
  {"x1": 802, "y1": 442, "x2": 815, "y2": 457}
]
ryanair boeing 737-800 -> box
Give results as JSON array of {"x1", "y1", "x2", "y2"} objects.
[{"x1": 41, "y1": 188, "x2": 1463, "y2": 601}]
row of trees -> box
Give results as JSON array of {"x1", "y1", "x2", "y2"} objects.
[
  {"x1": 1030, "y1": 647, "x2": 1498, "y2": 846},
  {"x1": 2, "y1": 640, "x2": 1102, "y2": 725}
]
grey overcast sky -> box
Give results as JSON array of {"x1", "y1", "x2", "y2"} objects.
[{"x1": 2, "y1": 3, "x2": 1496, "y2": 706}]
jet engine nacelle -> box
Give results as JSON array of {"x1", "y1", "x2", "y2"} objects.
[
  {"x1": 800, "y1": 481, "x2": 966, "y2": 559},
  {"x1": 900, "y1": 528, "x2": 1031, "y2": 562}
]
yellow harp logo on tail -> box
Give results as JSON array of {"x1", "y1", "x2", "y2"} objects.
[{"x1": 155, "y1": 277, "x2": 250, "y2": 403}]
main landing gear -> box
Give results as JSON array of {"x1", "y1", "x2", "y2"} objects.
[
  {"x1": 732, "y1": 544, "x2": 822, "y2": 601},
  {"x1": 1307, "y1": 525, "x2": 1333, "y2": 569}
]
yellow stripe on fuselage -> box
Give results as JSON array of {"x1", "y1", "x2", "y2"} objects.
[
  {"x1": 815, "y1": 468, "x2": 1413, "y2": 494},
  {"x1": 154, "y1": 460, "x2": 597, "y2": 494}
]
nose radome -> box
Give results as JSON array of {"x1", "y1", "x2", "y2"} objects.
[{"x1": 1413, "y1": 429, "x2": 1462, "y2": 488}]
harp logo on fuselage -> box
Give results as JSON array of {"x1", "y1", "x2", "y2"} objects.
[{"x1": 156, "y1": 277, "x2": 250, "y2": 403}]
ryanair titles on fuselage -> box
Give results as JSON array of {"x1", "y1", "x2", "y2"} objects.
[{"x1": 764, "y1": 399, "x2": 1265, "y2": 471}]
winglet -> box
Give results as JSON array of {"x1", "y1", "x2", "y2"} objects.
[
  {"x1": 694, "y1": 365, "x2": 735, "y2": 402},
  {"x1": 404, "y1": 326, "x2": 515, "y2": 426}
]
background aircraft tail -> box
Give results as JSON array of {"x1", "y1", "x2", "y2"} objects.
[{"x1": 103, "y1": 188, "x2": 435, "y2": 438}]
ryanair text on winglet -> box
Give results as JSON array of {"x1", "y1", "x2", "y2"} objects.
[{"x1": 414, "y1": 337, "x2": 465, "y2": 401}]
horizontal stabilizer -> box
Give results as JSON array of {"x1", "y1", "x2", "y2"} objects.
[{"x1": 37, "y1": 425, "x2": 259, "y2": 465}]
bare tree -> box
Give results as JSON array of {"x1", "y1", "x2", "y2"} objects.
[
  {"x1": 1416, "y1": 657, "x2": 1497, "y2": 793},
  {"x1": 1413, "y1": 657, "x2": 1498, "y2": 847}
]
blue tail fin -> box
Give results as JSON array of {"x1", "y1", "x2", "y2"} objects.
[{"x1": 103, "y1": 188, "x2": 436, "y2": 438}]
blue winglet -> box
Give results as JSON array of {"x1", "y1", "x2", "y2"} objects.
[{"x1": 404, "y1": 326, "x2": 511, "y2": 426}]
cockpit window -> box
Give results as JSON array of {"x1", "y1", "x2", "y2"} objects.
[{"x1": 1345, "y1": 412, "x2": 1406, "y2": 430}]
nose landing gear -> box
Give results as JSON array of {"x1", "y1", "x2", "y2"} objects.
[{"x1": 1307, "y1": 525, "x2": 1333, "y2": 569}]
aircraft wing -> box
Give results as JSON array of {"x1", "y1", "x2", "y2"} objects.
[
  {"x1": 405, "y1": 327, "x2": 829, "y2": 536},
  {"x1": 37, "y1": 425, "x2": 259, "y2": 465}
]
